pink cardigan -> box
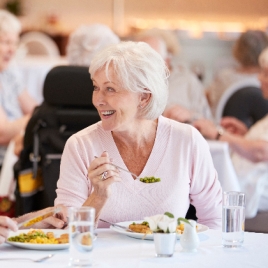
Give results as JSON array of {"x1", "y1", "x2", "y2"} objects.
[{"x1": 55, "y1": 116, "x2": 222, "y2": 229}]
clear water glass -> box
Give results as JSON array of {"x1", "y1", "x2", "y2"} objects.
[
  {"x1": 222, "y1": 191, "x2": 245, "y2": 248},
  {"x1": 68, "y1": 207, "x2": 95, "y2": 266}
]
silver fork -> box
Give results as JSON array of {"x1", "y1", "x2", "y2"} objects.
[
  {"x1": 0, "y1": 254, "x2": 54, "y2": 262},
  {"x1": 110, "y1": 163, "x2": 139, "y2": 180},
  {"x1": 94, "y1": 156, "x2": 139, "y2": 180}
]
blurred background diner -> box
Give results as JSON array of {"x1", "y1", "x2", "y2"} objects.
[
  {"x1": 0, "y1": 0, "x2": 267, "y2": 233},
  {"x1": 66, "y1": 23, "x2": 120, "y2": 66},
  {"x1": 133, "y1": 29, "x2": 213, "y2": 123},
  {"x1": 0, "y1": 9, "x2": 37, "y2": 167},
  {"x1": 0, "y1": 9, "x2": 38, "y2": 218},
  {"x1": 206, "y1": 30, "x2": 268, "y2": 125},
  {"x1": 194, "y1": 47, "x2": 268, "y2": 232}
]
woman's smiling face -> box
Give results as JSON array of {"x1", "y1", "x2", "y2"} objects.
[{"x1": 92, "y1": 66, "x2": 141, "y2": 132}]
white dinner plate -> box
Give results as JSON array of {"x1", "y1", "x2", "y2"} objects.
[
  {"x1": 110, "y1": 221, "x2": 209, "y2": 240},
  {"x1": 6, "y1": 229, "x2": 69, "y2": 250}
]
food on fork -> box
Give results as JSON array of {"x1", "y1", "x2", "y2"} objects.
[
  {"x1": 8, "y1": 229, "x2": 69, "y2": 244},
  {"x1": 139, "y1": 176, "x2": 161, "y2": 183}
]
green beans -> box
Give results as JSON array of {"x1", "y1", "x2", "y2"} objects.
[{"x1": 139, "y1": 176, "x2": 161, "y2": 183}]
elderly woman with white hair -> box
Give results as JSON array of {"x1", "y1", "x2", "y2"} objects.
[
  {"x1": 66, "y1": 23, "x2": 120, "y2": 66},
  {"x1": 194, "y1": 47, "x2": 268, "y2": 230},
  {"x1": 55, "y1": 41, "x2": 222, "y2": 229},
  {"x1": 0, "y1": 10, "x2": 37, "y2": 167}
]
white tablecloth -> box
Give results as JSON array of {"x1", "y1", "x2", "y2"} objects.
[
  {"x1": 14, "y1": 56, "x2": 68, "y2": 104},
  {"x1": 208, "y1": 140, "x2": 241, "y2": 192},
  {"x1": 0, "y1": 228, "x2": 267, "y2": 267}
]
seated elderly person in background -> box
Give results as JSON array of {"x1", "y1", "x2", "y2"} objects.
[
  {"x1": 66, "y1": 23, "x2": 120, "y2": 66},
  {"x1": 206, "y1": 30, "x2": 268, "y2": 119},
  {"x1": 55, "y1": 41, "x2": 222, "y2": 230},
  {"x1": 0, "y1": 206, "x2": 67, "y2": 245},
  {"x1": 194, "y1": 47, "x2": 268, "y2": 223},
  {"x1": 134, "y1": 29, "x2": 212, "y2": 123},
  {"x1": 0, "y1": 10, "x2": 37, "y2": 167}
]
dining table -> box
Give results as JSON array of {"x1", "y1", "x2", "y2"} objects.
[{"x1": 0, "y1": 228, "x2": 267, "y2": 267}]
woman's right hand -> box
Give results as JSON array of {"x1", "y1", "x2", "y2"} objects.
[
  {"x1": 0, "y1": 216, "x2": 18, "y2": 245},
  {"x1": 88, "y1": 151, "x2": 121, "y2": 199}
]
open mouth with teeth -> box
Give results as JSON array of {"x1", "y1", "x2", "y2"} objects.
[{"x1": 101, "y1": 110, "x2": 115, "y2": 117}]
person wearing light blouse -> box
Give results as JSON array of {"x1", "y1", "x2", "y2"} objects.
[{"x1": 55, "y1": 41, "x2": 222, "y2": 230}]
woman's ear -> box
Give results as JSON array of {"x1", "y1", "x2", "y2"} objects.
[{"x1": 140, "y1": 92, "x2": 151, "y2": 107}]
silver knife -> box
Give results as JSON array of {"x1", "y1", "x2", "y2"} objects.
[{"x1": 99, "y1": 219, "x2": 134, "y2": 232}]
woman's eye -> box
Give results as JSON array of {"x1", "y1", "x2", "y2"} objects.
[
  {"x1": 93, "y1": 85, "x2": 99, "y2": 91},
  {"x1": 107, "y1": 87, "x2": 115, "y2": 92}
]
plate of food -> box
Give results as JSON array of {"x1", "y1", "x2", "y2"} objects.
[
  {"x1": 110, "y1": 221, "x2": 209, "y2": 240},
  {"x1": 6, "y1": 229, "x2": 69, "y2": 250}
]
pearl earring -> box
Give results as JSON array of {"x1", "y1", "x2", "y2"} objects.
[{"x1": 139, "y1": 104, "x2": 143, "y2": 108}]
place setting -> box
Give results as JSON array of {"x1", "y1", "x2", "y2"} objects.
[
  {"x1": 103, "y1": 218, "x2": 209, "y2": 241},
  {"x1": 2, "y1": 192, "x2": 268, "y2": 267}
]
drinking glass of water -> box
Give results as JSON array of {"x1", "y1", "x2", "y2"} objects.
[
  {"x1": 222, "y1": 191, "x2": 245, "y2": 248},
  {"x1": 68, "y1": 207, "x2": 95, "y2": 266}
]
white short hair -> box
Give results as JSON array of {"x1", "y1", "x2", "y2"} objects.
[
  {"x1": 0, "y1": 9, "x2": 21, "y2": 34},
  {"x1": 259, "y1": 47, "x2": 268, "y2": 68},
  {"x1": 89, "y1": 41, "x2": 170, "y2": 120},
  {"x1": 67, "y1": 24, "x2": 120, "y2": 66}
]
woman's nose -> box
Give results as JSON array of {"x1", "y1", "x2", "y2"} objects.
[{"x1": 93, "y1": 91, "x2": 106, "y2": 106}]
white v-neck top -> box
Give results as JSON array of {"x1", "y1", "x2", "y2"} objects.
[{"x1": 55, "y1": 116, "x2": 222, "y2": 229}]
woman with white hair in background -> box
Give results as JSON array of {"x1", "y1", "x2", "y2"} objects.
[
  {"x1": 66, "y1": 23, "x2": 120, "y2": 66},
  {"x1": 0, "y1": 10, "x2": 37, "y2": 169},
  {"x1": 194, "y1": 47, "x2": 268, "y2": 232},
  {"x1": 55, "y1": 41, "x2": 222, "y2": 230}
]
